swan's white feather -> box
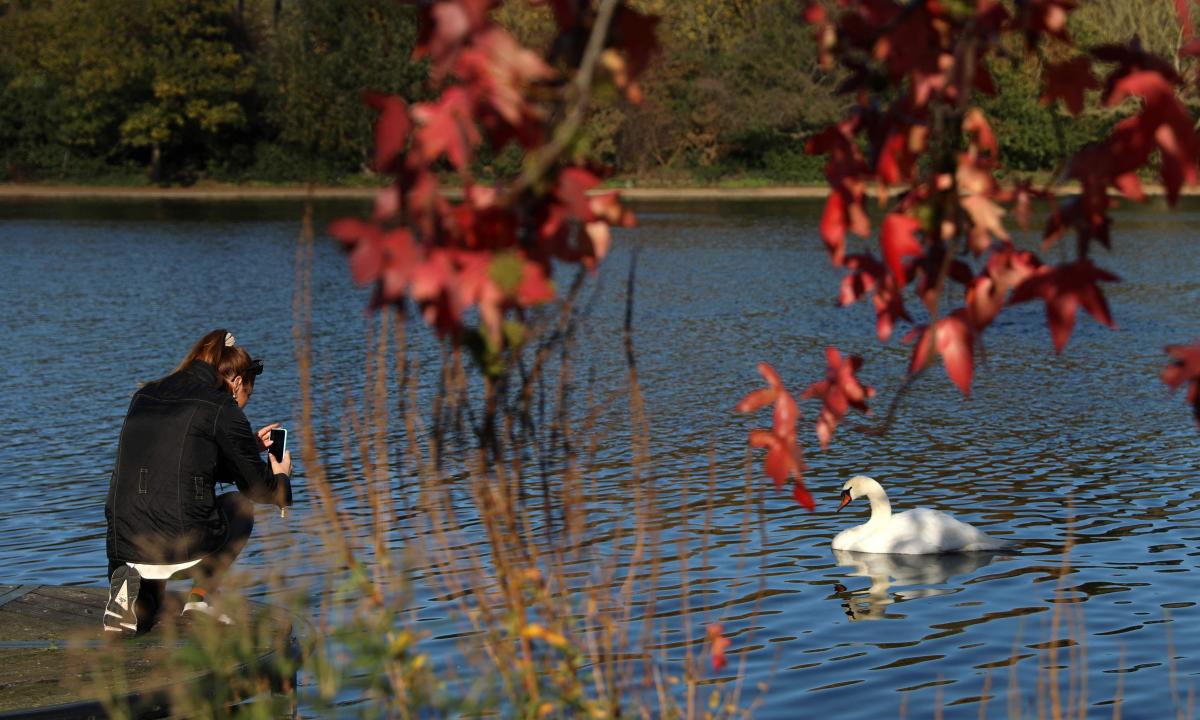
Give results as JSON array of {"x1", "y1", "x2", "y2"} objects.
[
  {"x1": 832, "y1": 476, "x2": 1008, "y2": 555},
  {"x1": 833, "y1": 508, "x2": 1005, "y2": 554}
]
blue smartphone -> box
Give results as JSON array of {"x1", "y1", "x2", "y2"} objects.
[{"x1": 268, "y1": 428, "x2": 287, "y2": 462}]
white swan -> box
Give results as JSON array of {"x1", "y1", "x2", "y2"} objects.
[{"x1": 832, "y1": 475, "x2": 1008, "y2": 554}]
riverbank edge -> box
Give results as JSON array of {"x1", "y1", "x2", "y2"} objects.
[
  {"x1": 0, "y1": 183, "x2": 829, "y2": 201},
  {"x1": 0, "y1": 182, "x2": 1195, "y2": 201}
]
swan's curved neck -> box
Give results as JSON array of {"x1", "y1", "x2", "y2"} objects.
[{"x1": 863, "y1": 484, "x2": 892, "y2": 525}]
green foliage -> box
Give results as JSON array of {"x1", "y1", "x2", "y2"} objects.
[
  {"x1": 0, "y1": 0, "x2": 257, "y2": 182},
  {"x1": 0, "y1": 0, "x2": 424, "y2": 183},
  {"x1": 0, "y1": 0, "x2": 1183, "y2": 185},
  {"x1": 618, "y1": 0, "x2": 844, "y2": 183},
  {"x1": 981, "y1": 55, "x2": 1114, "y2": 173},
  {"x1": 258, "y1": 0, "x2": 425, "y2": 181},
  {"x1": 0, "y1": 3, "x2": 76, "y2": 178},
  {"x1": 114, "y1": 0, "x2": 255, "y2": 178}
]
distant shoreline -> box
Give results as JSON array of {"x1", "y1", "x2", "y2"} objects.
[
  {"x1": 0, "y1": 182, "x2": 1194, "y2": 201},
  {"x1": 0, "y1": 182, "x2": 830, "y2": 201}
]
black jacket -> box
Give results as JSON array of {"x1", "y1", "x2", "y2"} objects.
[{"x1": 105, "y1": 360, "x2": 285, "y2": 564}]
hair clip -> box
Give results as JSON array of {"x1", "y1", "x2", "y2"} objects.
[{"x1": 225, "y1": 333, "x2": 236, "y2": 347}]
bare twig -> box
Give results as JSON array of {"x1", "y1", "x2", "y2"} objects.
[{"x1": 507, "y1": 0, "x2": 621, "y2": 201}]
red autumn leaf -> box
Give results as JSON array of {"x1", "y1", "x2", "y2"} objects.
[
  {"x1": 735, "y1": 362, "x2": 784, "y2": 410},
  {"x1": 1105, "y1": 70, "x2": 1200, "y2": 205},
  {"x1": 880, "y1": 213, "x2": 923, "y2": 287},
  {"x1": 806, "y1": 121, "x2": 871, "y2": 195},
  {"x1": 329, "y1": 218, "x2": 374, "y2": 248},
  {"x1": 975, "y1": 0, "x2": 1012, "y2": 34},
  {"x1": 1093, "y1": 40, "x2": 1184, "y2": 99},
  {"x1": 965, "y1": 245, "x2": 1042, "y2": 330},
  {"x1": 803, "y1": 1, "x2": 825, "y2": 24},
  {"x1": 965, "y1": 275, "x2": 1000, "y2": 331},
  {"x1": 994, "y1": 179, "x2": 1051, "y2": 231},
  {"x1": 748, "y1": 430, "x2": 804, "y2": 491},
  {"x1": 736, "y1": 387, "x2": 776, "y2": 414},
  {"x1": 875, "y1": 6, "x2": 941, "y2": 81},
  {"x1": 707, "y1": 624, "x2": 731, "y2": 672},
  {"x1": 875, "y1": 133, "x2": 904, "y2": 187},
  {"x1": 1040, "y1": 57, "x2": 1100, "y2": 116},
  {"x1": 1017, "y1": 0, "x2": 1077, "y2": 48},
  {"x1": 1163, "y1": 342, "x2": 1200, "y2": 423},
  {"x1": 737, "y1": 364, "x2": 812, "y2": 508},
  {"x1": 819, "y1": 191, "x2": 848, "y2": 266},
  {"x1": 517, "y1": 259, "x2": 555, "y2": 307},
  {"x1": 1044, "y1": 196, "x2": 1111, "y2": 258},
  {"x1": 1009, "y1": 259, "x2": 1120, "y2": 353},
  {"x1": 332, "y1": 219, "x2": 424, "y2": 305},
  {"x1": 772, "y1": 383, "x2": 800, "y2": 444},
  {"x1": 805, "y1": 121, "x2": 853, "y2": 157},
  {"x1": 874, "y1": 123, "x2": 922, "y2": 189},
  {"x1": 457, "y1": 27, "x2": 554, "y2": 126},
  {"x1": 839, "y1": 254, "x2": 911, "y2": 342},
  {"x1": 904, "y1": 310, "x2": 976, "y2": 396},
  {"x1": 910, "y1": 249, "x2": 974, "y2": 314},
  {"x1": 412, "y1": 87, "x2": 482, "y2": 171},
  {"x1": 974, "y1": 57, "x2": 999, "y2": 97},
  {"x1": 329, "y1": 219, "x2": 383, "y2": 284},
  {"x1": 557, "y1": 167, "x2": 601, "y2": 221},
  {"x1": 1156, "y1": 122, "x2": 1196, "y2": 207},
  {"x1": 410, "y1": 248, "x2": 455, "y2": 305},
  {"x1": 963, "y1": 108, "x2": 998, "y2": 160},
  {"x1": 583, "y1": 221, "x2": 611, "y2": 265},
  {"x1": 414, "y1": 1, "x2": 474, "y2": 81},
  {"x1": 589, "y1": 191, "x2": 637, "y2": 228},
  {"x1": 1105, "y1": 115, "x2": 1156, "y2": 179},
  {"x1": 961, "y1": 194, "x2": 1009, "y2": 255},
  {"x1": 1107, "y1": 69, "x2": 1190, "y2": 120},
  {"x1": 801, "y1": 346, "x2": 875, "y2": 450},
  {"x1": 612, "y1": 6, "x2": 661, "y2": 82},
  {"x1": 378, "y1": 229, "x2": 422, "y2": 302},
  {"x1": 363, "y1": 92, "x2": 411, "y2": 171},
  {"x1": 455, "y1": 250, "x2": 505, "y2": 344},
  {"x1": 792, "y1": 480, "x2": 815, "y2": 511}
]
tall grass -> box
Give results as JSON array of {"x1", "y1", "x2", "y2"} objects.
[{"x1": 283, "y1": 205, "x2": 764, "y2": 717}]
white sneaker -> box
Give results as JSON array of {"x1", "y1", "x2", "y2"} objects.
[
  {"x1": 103, "y1": 565, "x2": 140, "y2": 635},
  {"x1": 181, "y1": 600, "x2": 233, "y2": 626}
]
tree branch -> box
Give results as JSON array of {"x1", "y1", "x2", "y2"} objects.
[{"x1": 506, "y1": 0, "x2": 621, "y2": 201}]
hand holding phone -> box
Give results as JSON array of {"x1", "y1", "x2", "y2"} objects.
[
  {"x1": 267, "y1": 428, "x2": 294, "y2": 517},
  {"x1": 268, "y1": 427, "x2": 287, "y2": 463}
]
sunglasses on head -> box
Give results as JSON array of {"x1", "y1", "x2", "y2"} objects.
[{"x1": 242, "y1": 358, "x2": 264, "y2": 380}]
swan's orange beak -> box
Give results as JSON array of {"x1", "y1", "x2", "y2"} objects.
[{"x1": 837, "y1": 489, "x2": 852, "y2": 512}]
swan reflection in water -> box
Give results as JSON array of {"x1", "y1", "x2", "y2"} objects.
[{"x1": 830, "y1": 549, "x2": 999, "y2": 621}]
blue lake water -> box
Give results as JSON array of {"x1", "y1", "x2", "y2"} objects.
[{"x1": 1, "y1": 196, "x2": 1198, "y2": 717}]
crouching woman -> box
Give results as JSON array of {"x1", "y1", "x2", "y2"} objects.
[{"x1": 103, "y1": 329, "x2": 291, "y2": 634}]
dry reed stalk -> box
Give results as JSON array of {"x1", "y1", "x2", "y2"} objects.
[
  {"x1": 1008, "y1": 620, "x2": 1025, "y2": 719},
  {"x1": 979, "y1": 667, "x2": 994, "y2": 719},
  {"x1": 1110, "y1": 646, "x2": 1125, "y2": 720}
]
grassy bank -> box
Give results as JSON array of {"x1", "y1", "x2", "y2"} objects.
[
  {"x1": 0, "y1": 181, "x2": 832, "y2": 201},
  {"x1": 3, "y1": 178, "x2": 1197, "y2": 202}
]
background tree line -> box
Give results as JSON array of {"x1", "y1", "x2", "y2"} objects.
[{"x1": 0, "y1": 0, "x2": 1190, "y2": 186}]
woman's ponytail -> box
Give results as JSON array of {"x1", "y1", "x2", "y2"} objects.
[{"x1": 174, "y1": 329, "x2": 252, "y2": 388}]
